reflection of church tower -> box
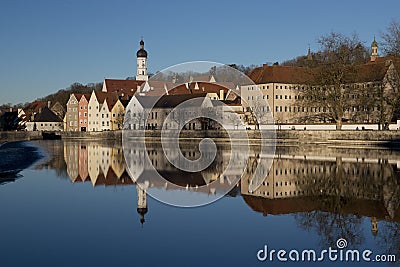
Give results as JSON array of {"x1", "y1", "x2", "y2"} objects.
[
  {"x1": 371, "y1": 36, "x2": 378, "y2": 62},
  {"x1": 136, "y1": 39, "x2": 148, "y2": 81},
  {"x1": 137, "y1": 181, "x2": 149, "y2": 225},
  {"x1": 371, "y1": 217, "x2": 378, "y2": 236}
]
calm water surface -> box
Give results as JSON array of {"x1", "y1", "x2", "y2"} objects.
[{"x1": 0, "y1": 139, "x2": 399, "y2": 267}]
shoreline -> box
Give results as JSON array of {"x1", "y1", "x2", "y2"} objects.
[
  {"x1": 0, "y1": 141, "x2": 44, "y2": 178},
  {"x1": 2, "y1": 130, "x2": 400, "y2": 146}
]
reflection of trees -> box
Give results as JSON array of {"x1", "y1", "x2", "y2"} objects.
[
  {"x1": 377, "y1": 221, "x2": 400, "y2": 260},
  {"x1": 294, "y1": 157, "x2": 400, "y2": 249},
  {"x1": 33, "y1": 140, "x2": 68, "y2": 178},
  {"x1": 295, "y1": 211, "x2": 363, "y2": 248},
  {"x1": 294, "y1": 157, "x2": 364, "y2": 248},
  {"x1": 375, "y1": 163, "x2": 400, "y2": 259}
]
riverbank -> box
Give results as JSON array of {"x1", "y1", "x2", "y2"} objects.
[
  {"x1": 0, "y1": 141, "x2": 44, "y2": 183},
  {"x1": 2, "y1": 130, "x2": 400, "y2": 145},
  {"x1": 0, "y1": 131, "x2": 42, "y2": 142}
]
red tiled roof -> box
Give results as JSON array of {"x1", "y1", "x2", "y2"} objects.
[
  {"x1": 165, "y1": 82, "x2": 234, "y2": 99},
  {"x1": 24, "y1": 100, "x2": 46, "y2": 113},
  {"x1": 105, "y1": 98, "x2": 119, "y2": 111},
  {"x1": 249, "y1": 62, "x2": 391, "y2": 85},
  {"x1": 73, "y1": 93, "x2": 83, "y2": 101},
  {"x1": 248, "y1": 65, "x2": 313, "y2": 84},
  {"x1": 243, "y1": 195, "x2": 400, "y2": 221},
  {"x1": 94, "y1": 91, "x2": 118, "y2": 105},
  {"x1": 136, "y1": 81, "x2": 175, "y2": 96},
  {"x1": 351, "y1": 62, "x2": 389, "y2": 83},
  {"x1": 104, "y1": 79, "x2": 145, "y2": 94},
  {"x1": 137, "y1": 81, "x2": 235, "y2": 99}
]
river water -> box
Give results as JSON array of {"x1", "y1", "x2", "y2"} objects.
[{"x1": 0, "y1": 139, "x2": 399, "y2": 266}]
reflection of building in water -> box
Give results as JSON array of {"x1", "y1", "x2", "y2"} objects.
[
  {"x1": 63, "y1": 141, "x2": 243, "y2": 224},
  {"x1": 137, "y1": 181, "x2": 149, "y2": 225},
  {"x1": 242, "y1": 155, "x2": 400, "y2": 235},
  {"x1": 78, "y1": 144, "x2": 88, "y2": 181},
  {"x1": 64, "y1": 142, "x2": 79, "y2": 181},
  {"x1": 124, "y1": 140, "x2": 244, "y2": 195},
  {"x1": 64, "y1": 141, "x2": 133, "y2": 186}
]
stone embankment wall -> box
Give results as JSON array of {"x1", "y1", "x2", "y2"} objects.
[
  {"x1": 2, "y1": 130, "x2": 400, "y2": 144},
  {"x1": 0, "y1": 131, "x2": 42, "y2": 142}
]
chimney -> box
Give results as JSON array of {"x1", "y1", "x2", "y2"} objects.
[
  {"x1": 220, "y1": 89, "x2": 224, "y2": 100},
  {"x1": 47, "y1": 101, "x2": 51, "y2": 108}
]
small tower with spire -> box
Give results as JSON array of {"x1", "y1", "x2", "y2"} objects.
[
  {"x1": 136, "y1": 38, "x2": 148, "y2": 81},
  {"x1": 307, "y1": 44, "x2": 313, "y2": 61},
  {"x1": 371, "y1": 36, "x2": 379, "y2": 62}
]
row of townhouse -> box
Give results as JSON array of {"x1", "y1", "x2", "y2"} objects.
[
  {"x1": 65, "y1": 90, "x2": 128, "y2": 132},
  {"x1": 65, "y1": 74, "x2": 244, "y2": 132}
]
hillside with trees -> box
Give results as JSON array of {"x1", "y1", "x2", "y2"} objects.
[{"x1": 36, "y1": 82, "x2": 103, "y2": 107}]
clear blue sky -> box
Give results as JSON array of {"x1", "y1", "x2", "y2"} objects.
[{"x1": 1, "y1": 0, "x2": 399, "y2": 105}]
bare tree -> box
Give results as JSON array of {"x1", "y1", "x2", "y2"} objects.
[
  {"x1": 298, "y1": 32, "x2": 368, "y2": 129},
  {"x1": 381, "y1": 20, "x2": 400, "y2": 56},
  {"x1": 377, "y1": 62, "x2": 400, "y2": 128}
]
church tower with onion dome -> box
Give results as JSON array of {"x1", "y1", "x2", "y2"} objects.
[
  {"x1": 371, "y1": 36, "x2": 378, "y2": 62},
  {"x1": 136, "y1": 39, "x2": 148, "y2": 81}
]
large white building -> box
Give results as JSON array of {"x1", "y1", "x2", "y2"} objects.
[{"x1": 241, "y1": 39, "x2": 400, "y2": 126}]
